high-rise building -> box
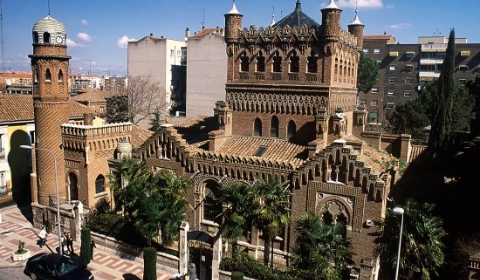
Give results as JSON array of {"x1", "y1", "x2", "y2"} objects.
[{"x1": 361, "y1": 34, "x2": 480, "y2": 131}]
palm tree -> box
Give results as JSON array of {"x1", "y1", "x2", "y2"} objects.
[
  {"x1": 378, "y1": 198, "x2": 446, "y2": 280},
  {"x1": 108, "y1": 157, "x2": 149, "y2": 213},
  {"x1": 129, "y1": 170, "x2": 188, "y2": 246},
  {"x1": 216, "y1": 182, "x2": 254, "y2": 256},
  {"x1": 250, "y1": 176, "x2": 291, "y2": 266},
  {"x1": 293, "y1": 212, "x2": 351, "y2": 280}
]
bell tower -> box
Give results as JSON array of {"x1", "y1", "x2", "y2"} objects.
[{"x1": 29, "y1": 14, "x2": 70, "y2": 205}]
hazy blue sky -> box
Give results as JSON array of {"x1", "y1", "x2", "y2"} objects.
[{"x1": 3, "y1": 0, "x2": 479, "y2": 76}]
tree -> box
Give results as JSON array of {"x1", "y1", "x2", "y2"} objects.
[
  {"x1": 109, "y1": 158, "x2": 188, "y2": 246},
  {"x1": 108, "y1": 157, "x2": 149, "y2": 213},
  {"x1": 430, "y1": 29, "x2": 456, "y2": 147},
  {"x1": 387, "y1": 98, "x2": 429, "y2": 138},
  {"x1": 79, "y1": 227, "x2": 92, "y2": 267},
  {"x1": 250, "y1": 176, "x2": 291, "y2": 266},
  {"x1": 106, "y1": 95, "x2": 129, "y2": 123},
  {"x1": 216, "y1": 182, "x2": 254, "y2": 256},
  {"x1": 378, "y1": 199, "x2": 446, "y2": 280},
  {"x1": 108, "y1": 75, "x2": 169, "y2": 126},
  {"x1": 357, "y1": 52, "x2": 379, "y2": 93},
  {"x1": 149, "y1": 108, "x2": 165, "y2": 131},
  {"x1": 292, "y1": 212, "x2": 351, "y2": 280},
  {"x1": 143, "y1": 247, "x2": 157, "y2": 280},
  {"x1": 465, "y1": 75, "x2": 480, "y2": 135}
]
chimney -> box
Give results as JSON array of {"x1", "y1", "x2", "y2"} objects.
[{"x1": 185, "y1": 28, "x2": 190, "y2": 38}]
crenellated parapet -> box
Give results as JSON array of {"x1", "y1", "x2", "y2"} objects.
[{"x1": 61, "y1": 122, "x2": 133, "y2": 152}]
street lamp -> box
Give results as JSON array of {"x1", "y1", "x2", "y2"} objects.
[
  {"x1": 20, "y1": 144, "x2": 63, "y2": 255},
  {"x1": 392, "y1": 206, "x2": 404, "y2": 280}
]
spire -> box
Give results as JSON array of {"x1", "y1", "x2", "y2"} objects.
[
  {"x1": 349, "y1": 0, "x2": 363, "y2": 25},
  {"x1": 295, "y1": 0, "x2": 301, "y2": 12},
  {"x1": 270, "y1": 6, "x2": 276, "y2": 26},
  {"x1": 226, "y1": 0, "x2": 241, "y2": 15},
  {"x1": 323, "y1": 0, "x2": 340, "y2": 10}
]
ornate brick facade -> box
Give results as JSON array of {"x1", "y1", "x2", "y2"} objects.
[{"x1": 28, "y1": 2, "x2": 400, "y2": 279}]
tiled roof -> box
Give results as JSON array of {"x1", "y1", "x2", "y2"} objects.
[
  {"x1": 212, "y1": 135, "x2": 307, "y2": 168},
  {"x1": 131, "y1": 125, "x2": 154, "y2": 148},
  {"x1": 70, "y1": 89, "x2": 121, "y2": 102},
  {"x1": 191, "y1": 28, "x2": 223, "y2": 38},
  {"x1": 272, "y1": 1, "x2": 319, "y2": 29},
  {"x1": 0, "y1": 94, "x2": 95, "y2": 123},
  {"x1": 0, "y1": 72, "x2": 32, "y2": 79},
  {"x1": 171, "y1": 115, "x2": 209, "y2": 128},
  {"x1": 0, "y1": 95, "x2": 33, "y2": 122},
  {"x1": 357, "y1": 142, "x2": 395, "y2": 172},
  {"x1": 363, "y1": 34, "x2": 396, "y2": 42}
]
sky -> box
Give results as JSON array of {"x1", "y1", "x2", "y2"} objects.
[{"x1": 3, "y1": 0, "x2": 480, "y2": 76}]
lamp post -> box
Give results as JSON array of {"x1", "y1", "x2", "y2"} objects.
[
  {"x1": 20, "y1": 144, "x2": 63, "y2": 255},
  {"x1": 392, "y1": 206, "x2": 404, "y2": 280}
]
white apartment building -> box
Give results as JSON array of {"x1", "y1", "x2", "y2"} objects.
[
  {"x1": 185, "y1": 28, "x2": 227, "y2": 118},
  {"x1": 127, "y1": 34, "x2": 186, "y2": 110}
]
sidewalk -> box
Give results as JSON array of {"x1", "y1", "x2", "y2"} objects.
[{"x1": 0, "y1": 204, "x2": 174, "y2": 280}]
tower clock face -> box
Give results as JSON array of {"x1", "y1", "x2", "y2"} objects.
[{"x1": 56, "y1": 36, "x2": 63, "y2": 44}]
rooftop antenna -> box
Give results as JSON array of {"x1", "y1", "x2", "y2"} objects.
[
  {"x1": 200, "y1": 8, "x2": 205, "y2": 29},
  {"x1": 0, "y1": 0, "x2": 4, "y2": 71},
  {"x1": 47, "y1": 0, "x2": 50, "y2": 15}
]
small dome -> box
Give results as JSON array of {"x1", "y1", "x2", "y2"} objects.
[
  {"x1": 322, "y1": 0, "x2": 340, "y2": 10},
  {"x1": 32, "y1": 15, "x2": 66, "y2": 44},
  {"x1": 225, "y1": 2, "x2": 241, "y2": 15},
  {"x1": 349, "y1": 11, "x2": 363, "y2": 26},
  {"x1": 117, "y1": 139, "x2": 132, "y2": 155}
]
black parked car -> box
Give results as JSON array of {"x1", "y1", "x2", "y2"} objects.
[{"x1": 24, "y1": 253, "x2": 94, "y2": 280}]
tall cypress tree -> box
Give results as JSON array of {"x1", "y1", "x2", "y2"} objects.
[{"x1": 430, "y1": 29, "x2": 456, "y2": 148}]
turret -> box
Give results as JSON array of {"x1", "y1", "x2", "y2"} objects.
[
  {"x1": 29, "y1": 14, "x2": 70, "y2": 205},
  {"x1": 224, "y1": 1, "x2": 243, "y2": 44},
  {"x1": 348, "y1": 9, "x2": 365, "y2": 50},
  {"x1": 321, "y1": 0, "x2": 342, "y2": 41}
]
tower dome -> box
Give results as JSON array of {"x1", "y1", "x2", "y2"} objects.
[{"x1": 32, "y1": 15, "x2": 66, "y2": 45}]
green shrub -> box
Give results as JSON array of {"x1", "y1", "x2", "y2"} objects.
[
  {"x1": 220, "y1": 253, "x2": 296, "y2": 280},
  {"x1": 231, "y1": 271, "x2": 244, "y2": 280},
  {"x1": 79, "y1": 227, "x2": 91, "y2": 267},
  {"x1": 143, "y1": 247, "x2": 157, "y2": 280},
  {"x1": 86, "y1": 213, "x2": 148, "y2": 247}
]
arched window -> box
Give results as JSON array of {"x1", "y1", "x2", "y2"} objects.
[
  {"x1": 45, "y1": 69, "x2": 51, "y2": 82},
  {"x1": 273, "y1": 51, "x2": 282, "y2": 72},
  {"x1": 254, "y1": 118, "x2": 262, "y2": 136},
  {"x1": 33, "y1": 69, "x2": 38, "y2": 83},
  {"x1": 58, "y1": 70, "x2": 64, "y2": 82},
  {"x1": 289, "y1": 50, "x2": 299, "y2": 73},
  {"x1": 287, "y1": 120, "x2": 296, "y2": 140},
  {"x1": 240, "y1": 52, "x2": 249, "y2": 72},
  {"x1": 270, "y1": 116, "x2": 279, "y2": 138},
  {"x1": 43, "y1": 32, "x2": 50, "y2": 44},
  {"x1": 307, "y1": 50, "x2": 318, "y2": 73},
  {"x1": 256, "y1": 51, "x2": 265, "y2": 72},
  {"x1": 33, "y1": 32, "x2": 39, "y2": 44},
  {"x1": 203, "y1": 181, "x2": 222, "y2": 224},
  {"x1": 95, "y1": 175, "x2": 105, "y2": 194},
  {"x1": 69, "y1": 173, "x2": 78, "y2": 200}
]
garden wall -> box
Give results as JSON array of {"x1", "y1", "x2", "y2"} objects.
[{"x1": 90, "y1": 231, "x2": 180, "y2": 274}]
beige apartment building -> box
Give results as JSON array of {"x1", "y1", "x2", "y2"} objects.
[
  {"x1": 127, "y1": 34, "x2": 186, "y2": 111},
  {"x1": 185, "y1": 27, "x2": 227, "y2": 118}
]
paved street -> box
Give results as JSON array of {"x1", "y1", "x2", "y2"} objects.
[{"x1": 0, "y1": 204, "x2": 174, "y2": 280}]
